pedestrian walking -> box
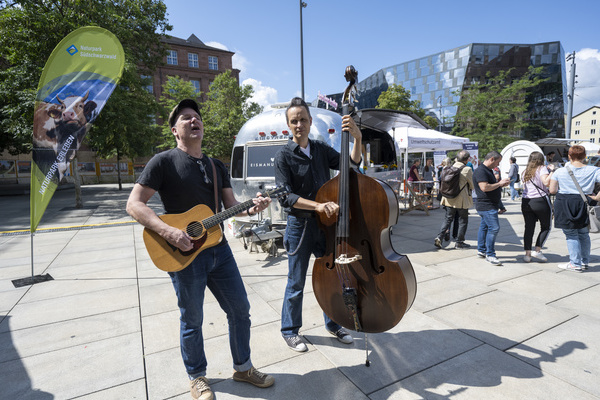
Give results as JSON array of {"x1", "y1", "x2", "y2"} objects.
[
  {"x1": 473, "y1": 151, "x2": 510, "y2": 265},
  {"x1": 549, "y1": 145, "x2": 600, "y2": 272},
  {"x1": 520, "y1": 152, "x2": 554, "y2": 263},
  {"x1": 434, "y1": 150, "x2": 473, "y2": 249}
]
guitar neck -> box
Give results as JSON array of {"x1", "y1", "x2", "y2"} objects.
[{"x1": 203, "y1": 199, "x2": 255, "y2": 229}]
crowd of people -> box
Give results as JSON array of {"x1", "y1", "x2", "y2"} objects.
[{"x1": 434, "y1": 145, "x2": 600, "y2": 270}]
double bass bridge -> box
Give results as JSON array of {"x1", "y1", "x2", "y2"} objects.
[{"x1": 335, "y1": 253, "x2": 362, "y2": 265}]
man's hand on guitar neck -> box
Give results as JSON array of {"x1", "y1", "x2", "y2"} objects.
[{"x1": 248, "y1": 192, "x2": 272, "y2": 215}]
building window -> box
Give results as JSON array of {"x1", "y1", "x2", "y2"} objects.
[
  {"x1": 575, "y1": 130, "x2": 580, "y2": 135},
  {"x1": 188, "y1": 53, "x2": 198, "y2": 68},
  {"x1": 592, "y1": 138, "x2": 596, "y2": 143},
  {"x1": 167, "y1": 50, "x2": 178, "y2": 65},
  {"x1": 592, "y1": 120, "x2": 597, "y2": 125},
  {"x1": 592, "y1": 129, "x2": 596, "y2": 135},
  {"x1": 141, "y1": 75, "x2": 153, "y2": 94},
  {"x1": 575, "y1": 121, "x2": 580, "y2": 126},
  {"x1": 190, "y1": 80, "x2": 200, "y2": 94},
  {"x1": 593, "y1": 111, "x2": 597, "y2": 115},
  {"x1": 208, "y1": 56, "x2": 218, "y2": 70}
]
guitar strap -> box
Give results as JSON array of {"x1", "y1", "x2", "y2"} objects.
[{"x1": 207, "y1": 157, "x2": 219, "y2": 213}]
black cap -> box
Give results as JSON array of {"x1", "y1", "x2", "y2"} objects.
[{"x1": 168, "y1": 99, "x2": 201, "y2": 128}]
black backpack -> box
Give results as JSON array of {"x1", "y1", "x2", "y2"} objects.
[{"x1": 440, "y1": 165, "x2": 466, "y2": 199}]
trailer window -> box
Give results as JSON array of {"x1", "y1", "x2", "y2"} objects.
[
  {"x1": 246, "y1": 144, "x2": 285, "y2": 178},
  {"x1": 231, "y1": 146, "x2": 244, "y2": 178}
]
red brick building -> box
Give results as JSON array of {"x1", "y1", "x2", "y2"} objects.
[{"x1": 147, "y1": 33, "x2": 240, "y2": 102}]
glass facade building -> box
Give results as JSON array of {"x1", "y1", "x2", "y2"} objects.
[{"x1": 325, "y1": 42, "x2": 567, "y2": 140}]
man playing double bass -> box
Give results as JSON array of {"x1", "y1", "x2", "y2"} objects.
[{"x1": 274, "y1": 97, "x2": 363, "y2": 352}]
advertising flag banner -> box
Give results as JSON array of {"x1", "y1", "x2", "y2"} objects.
[{"x1": 30, "y1": 26, "x2": 124, "y2": 232}]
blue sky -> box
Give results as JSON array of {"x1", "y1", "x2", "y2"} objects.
[{"x1": 162, "y1": 0, "x2": 600, "y2": 115}]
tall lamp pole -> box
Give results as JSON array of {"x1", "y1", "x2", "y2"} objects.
[
  {"x1": 300, "y1": 1, "x2": 307, "y2": 100},
  {"x1": 437, "y1": 96, "x2": 442, "y2": 132},
  {"x1": 565, "y1": 52, "x2": 576, "y2": 140}
]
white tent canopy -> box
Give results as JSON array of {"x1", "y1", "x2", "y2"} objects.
[
  {"x1": 577, "y1": 141, "x2": 600, "y2": 155},
  {"x1": 390, "y1": 127, "x2": 470, "y2": 180},
  {"x1": 392, "y1": 127, "x2": 470, "y2": 153}
]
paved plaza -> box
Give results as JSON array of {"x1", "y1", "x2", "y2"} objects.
[{"x1": 1, "y1": 184, "x2": 599, "y2": 399}]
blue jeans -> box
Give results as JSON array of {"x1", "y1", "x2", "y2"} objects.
[
  {"x1": 477, "y1": 210, "x2": 500, "y2": 257},
  {"x1": 169, "y1": 244, "x2": 252, "y2": 378},
  {"x1": 562, "y1": 228, "x2": 591, "y2": 267},
  {"x1": 510, "y1": 178, "x2": 519, "y2": 200},
  {"x1": 281, "y1": 215, "x2": 341, "y2": 337}
]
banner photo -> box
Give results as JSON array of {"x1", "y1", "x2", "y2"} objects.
[
  {"x1": 30, "y1": 26, "x2": 124, "y2": 232},
  {"x1": 463, "y1": 142, "x2": 479, "y2": 169}
]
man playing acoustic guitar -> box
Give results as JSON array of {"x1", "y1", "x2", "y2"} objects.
[{"x1": 126, "y1": 99, "x2": 273, "y2": 400}]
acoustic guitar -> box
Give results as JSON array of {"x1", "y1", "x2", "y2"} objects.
[{"x1": 143, "y1": 187, "x2": 288, "y2": 272}]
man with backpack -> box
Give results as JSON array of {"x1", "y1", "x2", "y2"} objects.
[{"x1": 434, "y1": 150, "x2": 474, "y2": 249}]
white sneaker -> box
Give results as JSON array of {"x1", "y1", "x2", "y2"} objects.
[
  {"x1": 486, "y1": 256, "x2": 503, "y2": 266},
  {"x1": 531, "y1": 251, "x2": 547, "y2": 262},
  {"x1": 523, "y1": 255, "x2": 532, "y2": 263},
  {"x1": 558, "y1": 262, "x2": 582, "y2": 272}
]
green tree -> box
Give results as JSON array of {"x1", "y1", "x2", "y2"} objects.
[
  {"x1": 0, "y1": 0, "x2": 171, "y2": 154},
  {"x1": 86, "y1": 66, "x2": 163, "y2": 189},
  {"x1": 376, "y1": 83, "x2": 438, "y2": 129},
  {"x1": 451, "y1": 66, "x2": 547, "y2": 156},
  {"x1": 200, "y1": 70, "x2": 263, "y2": 160},
  {"x1": 158, "y1": 75, "x2": 201, "y2": 150}
]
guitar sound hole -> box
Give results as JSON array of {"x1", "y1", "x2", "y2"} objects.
[{"x1": 187, "y1": 222, "x2": 204, "y2": 239}]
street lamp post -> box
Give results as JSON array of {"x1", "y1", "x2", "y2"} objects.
[
  {"x1": 565, "y1": 52, "x2": 576, "y2": 140},
  {"x1": 299, "y1": 1, "x2": 307, "y2": 100},
  {"x1": 437, "y1": 96, "x2": 442, "y2": 132}
]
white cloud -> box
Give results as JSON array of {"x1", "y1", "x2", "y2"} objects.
[
  {"x1": 385, "y1": 71, "x2": 395, "y2": 85},
  {"x1": 242, "y1": 78, "x2": 278, "y2": 108},
  {"x1": 203, "y1": 42, "x2": 277, "y2": 107},
  {"x1": 204, "y1": 41, "x2": 228, "y2": 51},
  {"x1": 568, "y1": 48, "x2": 600, "y2": 115}
]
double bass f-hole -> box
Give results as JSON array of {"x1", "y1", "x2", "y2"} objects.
[{"x1": 360, "y1": 239, "x2": 385, "y2": 274}]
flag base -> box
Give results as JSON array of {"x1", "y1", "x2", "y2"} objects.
[{"x1": 12, "y1": 274, "x2": 54, "y2": 288}]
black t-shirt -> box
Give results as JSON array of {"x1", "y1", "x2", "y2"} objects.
[
  {"x1": 473, "y1": 164, "x2": 501, "y2": 211},
  {"x1": 136, "y1": 147, "x2": 231, "y2": 215}
]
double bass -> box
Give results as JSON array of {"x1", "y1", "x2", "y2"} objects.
[{"x1": 312, "y1": 66, "x2": 417, "y2": 335}]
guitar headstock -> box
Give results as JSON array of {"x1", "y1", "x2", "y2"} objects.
[{"x1": 262, "y1": 186, "x2": 289, "y2": 199}]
